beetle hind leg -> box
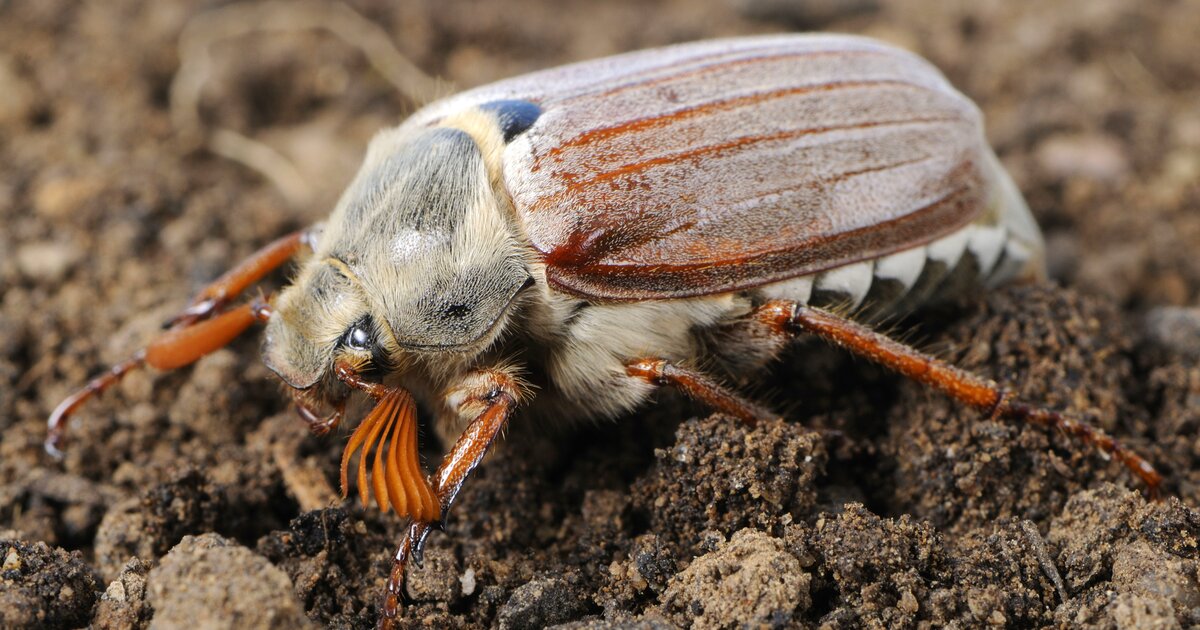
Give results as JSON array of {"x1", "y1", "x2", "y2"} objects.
[{"x1": 751, "y1": 299, "x2": 1163, "y2": 497}]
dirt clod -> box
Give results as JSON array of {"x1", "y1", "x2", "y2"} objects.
[
  {"x1": 633, "y1": 415, "x2": 825, "y2": 559},
  {"x1": 660, "y1": 528, "x2": 809, "y2": 629},
  {"x1": 811, "y1": 504, "x2": 939, "y2": 628},
  {"x1": 147, "y1": 533, "x2": 312, "y2": 629},
  {"x1": 1112, "y1": 542, "x2": 1200, "y2": 617},
  {"x1": 0, "y1": 539, "x2": 100, "y2": 629},
  {"x1": 94, "y1": 557, "x2": 152, "y2": 630},
  {"x1": 407, "y1": 545, "x2": 462, "y2": 603},
  {"x1": 255, "y1": 507, "x2": 388, "y2": 628},
  {"x1": 1048, "y1": 485, "x2": 1200, "y2": 627},
  {"x1": 93, "y1": 468, "x2": 219, "y2": 582},
  {"x1": 885, "y1": 284, "x2": 1140, "y2": 531},
  {"x1": 1145, "y1": 307, "x2": 1200, "y2": 360},
  {"x1": 497, "y1": 577, "x2": 590, "y2": 629}
]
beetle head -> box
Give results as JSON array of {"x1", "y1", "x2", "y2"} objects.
[
  {"x1": 261, "y1": 124, "x2": 532, "y2": 397},
  {"x1": 262, "y1": 261, "x2": 368, "y2": 391}
]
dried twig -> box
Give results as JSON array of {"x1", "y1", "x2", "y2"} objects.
[{"x1": 1021, "y1": 519, "x2": 1069, "y2": 604}]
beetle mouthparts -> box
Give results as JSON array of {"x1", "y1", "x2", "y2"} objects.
[{"x1": 339, "y1": 387, "x2": 440, "y2": 522}]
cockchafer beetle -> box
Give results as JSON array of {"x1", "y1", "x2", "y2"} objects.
[{"x1": 47, "y1": 34, "x2": 1162, "y2": 627}]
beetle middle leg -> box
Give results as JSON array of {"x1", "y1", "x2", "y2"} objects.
[
  {"x1": 373, "y1": 367, "x2": 522, "y2": 629},
  {"x1": 624, "y1": 358, "x2": 772, "y2": 425},
  {"x1": 45, "y1": 228, "x2": 314, "y2": 455},
  {"x1": 750, "y1": 299, "x2": 1163, "y2": 496}
]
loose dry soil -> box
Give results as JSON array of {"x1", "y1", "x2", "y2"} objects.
[{"x1": 2, "y1": 0, "x2": 1200, "y2": 628}]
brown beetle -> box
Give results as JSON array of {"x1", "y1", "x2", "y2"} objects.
[{"x1": 47, "y1": 34, "x2": 1161, "y2": 627}]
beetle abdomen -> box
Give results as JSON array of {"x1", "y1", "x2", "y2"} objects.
[{"x1": 758, "y1": 148, "x2": 1044, "y2": 315}]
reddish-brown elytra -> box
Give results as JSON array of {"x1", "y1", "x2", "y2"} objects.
[{"x1": 47, "y1": 35, "x2": 1161, "y2": 628}]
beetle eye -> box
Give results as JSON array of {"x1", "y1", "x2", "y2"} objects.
[{"x1": 345, "y1": 324, "x2": 371, "y2": 350}]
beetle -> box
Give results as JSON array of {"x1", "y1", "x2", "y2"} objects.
[{"x1": 46, "y1": 34, "x2": 1162, "y2": 627}]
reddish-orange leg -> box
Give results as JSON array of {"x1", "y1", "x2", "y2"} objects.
[
  {"x1": 293, "y1": 395, "x2": 347, "y2": 437},
  {"x1": 45, "y1": 229, "x2": 312, "y2": 456},
  {"x1": 164, "y1": 230, "x2": 315, "y2": 327},
  {"x1": 625, "y1": 358, "x2": 772, "y2": 425},
  {"x1": 750, "y1": 299, "x2": 1163, "y2": 497},
  {"x1": 364, "y1": 368, "x2": 520, "y2": 630}
]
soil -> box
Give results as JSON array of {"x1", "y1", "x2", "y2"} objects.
[{"x1": 2, "y1": 0, "x2": 1199, "y2": 628}]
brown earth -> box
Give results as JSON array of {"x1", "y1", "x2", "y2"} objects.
[{"x1": 2, "y1": 0, "x2": 1200, "y2": 628}]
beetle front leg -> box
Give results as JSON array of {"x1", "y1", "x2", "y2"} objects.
[
  {"x1": 45, "y1": 228, "x2": 316, "y2": 455},
  {"x1": 379, "y1": 368, "x2": 522, "y2": 629},
  {"x1": 751, "y1": 299, "x2": 1164, "y2": 497}
]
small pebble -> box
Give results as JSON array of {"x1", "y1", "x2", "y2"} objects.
[
  {"x1": 2, "y1": 548, "x2": 20, "y2": 572},
  {"x1": 16, "y1": 241, "x2": 80, "y2": 284},
  {"x1": 460, "y1": 567, "x2": 477, "y2": 597},
  {"x1": 497, "y1": 577, "x2": 588, "y2": 629},
  {"x1": 1036, "y1": 133, "x2": 1130, "y2": 181},
  {"x1": 1144, "y1": 306, "x2": 1200, "y2": 360},
  {"x1": 0, "y1": 54, "x2": 35, "y2": 126},
  {"x1": 32, "y1": 174, "x2": 107, "y2": 220}
]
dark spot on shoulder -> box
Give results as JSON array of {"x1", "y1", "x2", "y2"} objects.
[{"x1": 480, "y1": 99, "x2": 542, "y2": 142}]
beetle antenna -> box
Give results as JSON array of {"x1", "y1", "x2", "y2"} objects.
[
  {"x1": 46, "y1": 229, "x2": 309, "y2": 457},
  {"x1": 335, "y1": 364, "x2": 439, "y2": 521},
  {"x1": 45, "y1": 299, "x2": 273, "y2": 458}
]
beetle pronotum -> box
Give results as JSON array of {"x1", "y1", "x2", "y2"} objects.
[{"x1": 47, "y1": 34, "x2": 1162, "y2": 626}]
